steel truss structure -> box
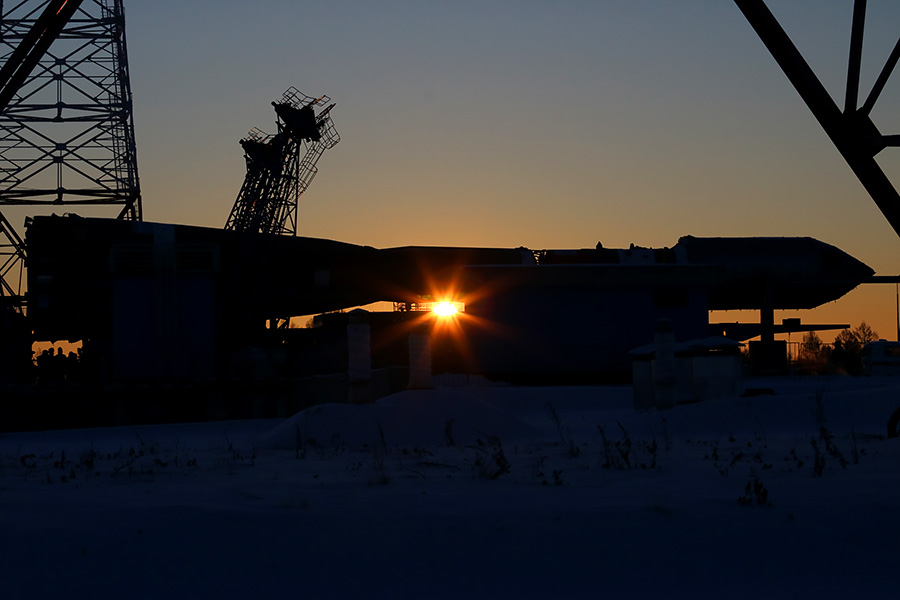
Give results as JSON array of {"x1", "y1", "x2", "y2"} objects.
[
  {"x1": 225, "y1": 87, "x2": 339, "y2": 236},
  {"x1": 0, "y1": 0, "x2": 141, "y2": 305},
  {"x1": 735, "y1": 0, "x2": 900, "y2": 239}
]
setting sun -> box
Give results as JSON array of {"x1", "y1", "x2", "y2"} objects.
[{"x1": 432, "y1": 301, "x2": 458, "y2": 317}]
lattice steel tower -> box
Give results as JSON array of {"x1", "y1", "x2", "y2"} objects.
[
  {"x1": 225, "y1": 87, "x2": 338, "y2": 236},
  {"x1": 0, "y1": 0, "x2": 141, "y2": 303}
]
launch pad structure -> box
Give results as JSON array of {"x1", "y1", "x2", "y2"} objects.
[{"x1": 4, "y1": 2, "x2": 900, "y2": 430}]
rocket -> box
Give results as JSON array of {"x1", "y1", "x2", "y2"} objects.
[{"x1": 25, "y1": 215, "x2": 874, "y2": 342}]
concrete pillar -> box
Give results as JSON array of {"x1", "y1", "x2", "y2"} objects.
[
  {"x1": 760, "y1": 287, "x2": 775, "y2": 345},
  {"x1": 752, "y1": 282, "x2": 787, "y2": 374}
]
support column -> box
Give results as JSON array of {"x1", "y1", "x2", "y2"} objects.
[
  {"x1": 751, "y1": 282, "x2": 786, "y2": 374},
  {"x1": 760, "y1": 285, "x2": 775, "y2": 344}
]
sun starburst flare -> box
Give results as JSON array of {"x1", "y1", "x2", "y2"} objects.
[{"x1": 432, "y1": 301, "x2": 458, "y2": 317}]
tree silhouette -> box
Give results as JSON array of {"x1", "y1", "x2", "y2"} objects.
[
  {"x1": 854, "y1": 321, "x2": 879, "y2": 346},
  {"x1": 835, "y1": 329, "x2": 861, "y2": 355},
  {"x1": 831, "y1": 322, "x2": 879, "y2": 375},
  {"x1": 800, "y1": 331, "x2": 823, "y2": 361}
]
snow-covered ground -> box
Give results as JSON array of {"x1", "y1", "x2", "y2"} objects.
[{"x1": 2, "y1": 376, "x2": 899, "y2": 598}]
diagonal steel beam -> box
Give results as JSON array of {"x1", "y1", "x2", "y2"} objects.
[
  {"x1": 0, "y1": 209, "x2": 26, "y2": 299},
  {"x1": 734, "y1": 0, "x2": 900, "y2": 239},
  {"x1": 860, "y1": 35, "x2": 900, "y2": 117},
  {"x1": 846, "y1": 0, "x2": 867, "y2": 113},
  {"x1": 0, "y1": 0, "x2": 85, "y2": 113}
]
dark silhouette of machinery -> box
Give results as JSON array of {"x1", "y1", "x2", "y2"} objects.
[
  {"x1": 6, "y1": 0, "x2": 900, "y2": 430},
  {"x1": 5, "y1": 1, "x2": 900, "y2": 400},
  {"x1": 224, "y1": 88, "x2": 339, "y2": 236},
  {"x1": 0, "y1": 0, "x2": 141, "y2": 309},
  {"x1": 25, "y1": 213, "x2": 875, "y2": 377}
]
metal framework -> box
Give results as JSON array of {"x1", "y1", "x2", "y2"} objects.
[
  {"x1": 225, "y1": 87, "x2": 339, "y2": 236},
  {"x1": 0, "y1": 0, "x2": 141, "y2": 305},
  {"x1": 735, "y1": 0, "x2": 900, "y2": 239},
  {"x1": 0, "y1": 209, "x2": 24, "y2": 297}
]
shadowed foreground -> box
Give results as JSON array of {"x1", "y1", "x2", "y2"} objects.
[{"x1": 2, "y1": 378, "x2": 898, "y2": 598}]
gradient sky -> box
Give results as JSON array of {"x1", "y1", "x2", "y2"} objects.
[{"x1": 57, "y1": 1, "x2": 900, "y2": 340}]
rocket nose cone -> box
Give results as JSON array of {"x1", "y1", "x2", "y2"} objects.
[
  {"x1": 853, "y1": 257, "x2": 876, "y2": 280},
  {"x1": 824, "y1": 243, "x2": 874, "y2": 283}
]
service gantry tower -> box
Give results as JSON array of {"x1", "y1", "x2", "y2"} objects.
[
  {"x1": 225, "y1": 87, "x2": 339, "y2": 236},
  {"x1": 0, "y1": 0, "x2": 141, "y2": 308}
]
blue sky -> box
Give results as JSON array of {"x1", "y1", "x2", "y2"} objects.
[{"x1": 117, "y1": 1, "x2": 900, "y2": 337}]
